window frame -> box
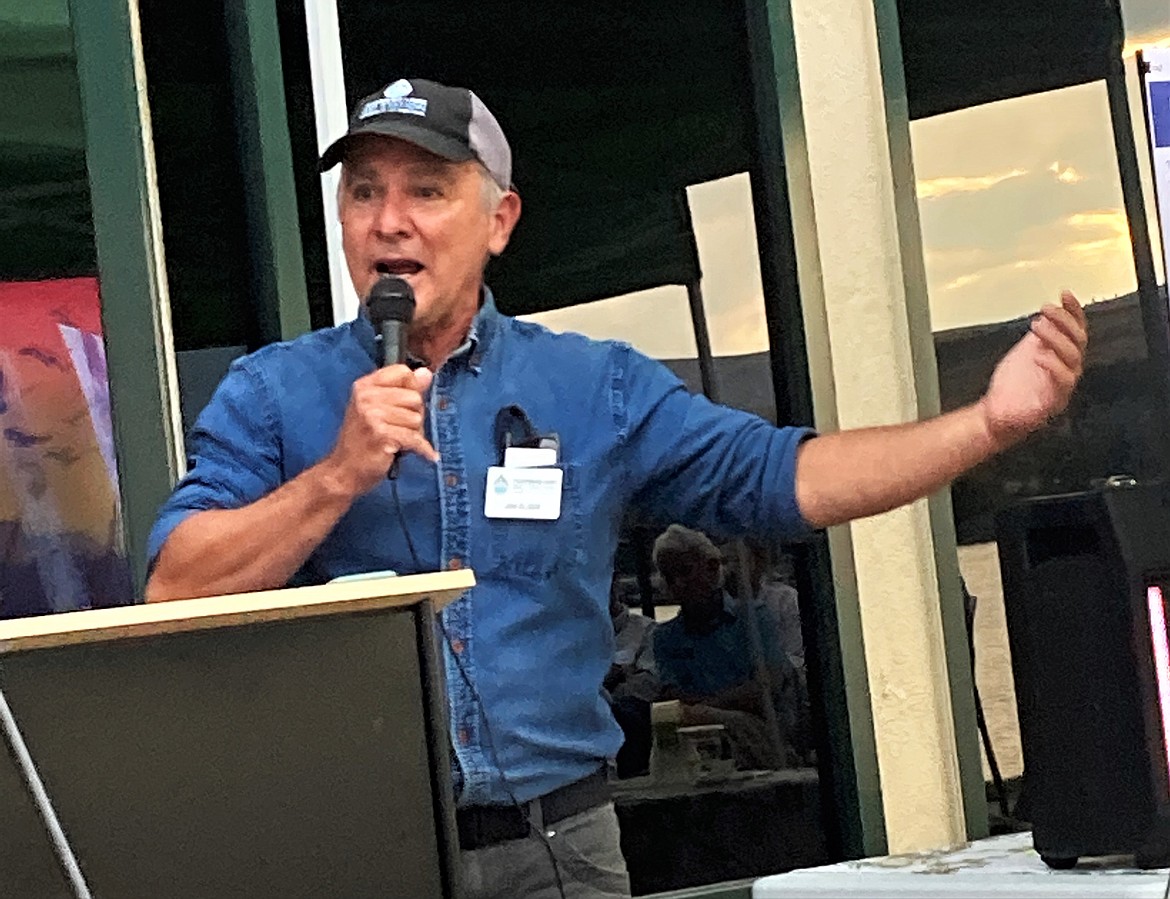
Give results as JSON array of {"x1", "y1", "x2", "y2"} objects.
[{"x1": 70, "y1": 0, "x2": 184, "y2": 593}]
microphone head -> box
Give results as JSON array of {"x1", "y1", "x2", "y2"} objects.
[{"x1": 367, "y1": 274, "x2": 416, "y2": 327}]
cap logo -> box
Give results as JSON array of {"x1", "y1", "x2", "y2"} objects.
[
  {"x1": 359, "y1": 79, "x2": 428, "y2": 119},
  {"x1": 384, "y1": 79, "x2": 414, "y2": 99}
]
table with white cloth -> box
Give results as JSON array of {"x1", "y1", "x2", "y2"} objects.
[{"x1": 753, "y1": 831, "x2": 1170, "y2": 898}]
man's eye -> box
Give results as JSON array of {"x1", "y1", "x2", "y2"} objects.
[
  {"x1": 413, "y1": 184, "x2": 443, "y2": 198},
  {"x1": 350, "y1": 184, "x2": 375, "y2": 201}
]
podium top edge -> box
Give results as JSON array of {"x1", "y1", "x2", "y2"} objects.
[{"x1": 0, "y1": 570, "x2": 476, "y2": 654}]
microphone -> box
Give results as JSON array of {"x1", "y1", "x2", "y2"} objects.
[
  {"x1": 367, "y1": 272, "x2": 416, "y2": 368},
  {"x1": 366, "y1": 273, "x2": 416, "y2": 478}
]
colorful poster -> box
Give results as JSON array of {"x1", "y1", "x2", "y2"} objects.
[{"x1": 0, "y1": 277, "x2": 132, "y2": 618}]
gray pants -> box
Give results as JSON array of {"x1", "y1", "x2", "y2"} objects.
[{"x1": 458, "y1": 802, "x2": 632, "y2": 899}]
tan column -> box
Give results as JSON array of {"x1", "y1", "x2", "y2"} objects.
[{"x1": 763, "y1": 0, "x2": 970, "y2": 852}]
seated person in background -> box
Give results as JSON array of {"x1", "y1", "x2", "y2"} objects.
[
  {"x1": 740, "y1": 540, "x2": 814, "y2": 762},
  {"x1": 652, "y1": 525, "x2": 799, "y2": 771},
  {"x1": 603, "y1": 578, "x2": 659, "y2": 778},
  {"x1": 741, "y1": 541, "x2": 804, "y2": 669}
]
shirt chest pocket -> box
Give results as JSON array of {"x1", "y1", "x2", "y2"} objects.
[{"x1": 483, "y1": 463, "x2": 585, "y2": 581}]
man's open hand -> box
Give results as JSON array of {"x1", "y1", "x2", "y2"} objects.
[{"x1": 978, "y1": 291, "x2": 1088, "y2": 449}]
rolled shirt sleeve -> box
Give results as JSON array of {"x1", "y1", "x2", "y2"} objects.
[
  {"x1": 146, "y1": 357, "x2": 283, "y2": 571},
  {"x1": 615, "y1": 343, "x2": 816, "y2": 541}
]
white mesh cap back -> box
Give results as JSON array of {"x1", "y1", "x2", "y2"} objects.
[{"x1": 468, "y1": 92, "x2": 512, "y2": 189}]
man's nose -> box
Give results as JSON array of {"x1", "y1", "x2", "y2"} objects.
[{"x1": 373, "y1": 196, "x2": 412, "y2": 239}]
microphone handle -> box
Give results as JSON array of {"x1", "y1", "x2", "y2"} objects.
[{"x1": 380, "y1": 319, "x2": 409, "y2": 480}]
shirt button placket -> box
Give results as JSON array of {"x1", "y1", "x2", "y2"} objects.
[{"x1": 434, "y1": 375, "x2": 479, "y2": 791}]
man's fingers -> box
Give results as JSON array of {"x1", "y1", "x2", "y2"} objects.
[
  {"x1": 382, "y1": 405, "x2": 424, "y2": 431},
  {"x1": 355, "y1": 386, "x2": 425, "y2": 417},
  {"x1": 380, "y1": 430, "x2": 438, "y2": 463},
  {"x1": 380, "y1": 387, "x2": 426, "y2": 413},
  {"x1": 396, "y1": 429, "x2": 440, "y2": 463},
  {"x1": 1035, "y1": 349, "x2": 1077, "y2": 394},
  {"x1": 1061, "y1": 289, "x2": 1088, "y2": 329},
  {"x1": 367, "y1": 364, "x2": 423, "y2": 389},
  {"x1": 413, "y1": 367, "x2": 434, "y2": 393},
  {"x1": 1038, "y1": 303, "x2": 1088, "y2": 354},
  {"x1": 370, "y1": 407, "x2": 433, "y2": 456},
  {"x1": 1031, "y1": 314, "x2": 1083, "y2": 373}
]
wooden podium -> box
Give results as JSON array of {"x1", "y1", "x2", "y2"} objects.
[{"x1": 0, "y1": 571, "x2": 473, "y2": 899}]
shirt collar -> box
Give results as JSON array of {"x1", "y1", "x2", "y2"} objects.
[{"x1": 353, "y1": 285, "x2": 501, "y2": 374}]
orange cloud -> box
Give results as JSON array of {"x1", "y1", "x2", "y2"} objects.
[{"x1": 917, "y1": 169, "x2": 1028, "y2": 200}]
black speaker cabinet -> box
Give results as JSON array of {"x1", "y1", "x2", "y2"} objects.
[{"x1": 997, "y1": 482, "x2": 1170, "y2": 869}]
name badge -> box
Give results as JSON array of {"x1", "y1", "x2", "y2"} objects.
[
  {"x1": 484, "y1": 466, "x2": 563, "y2": 520},
  {"x1": 503, "y1": 446, "x2": 558, "y2": 469}
]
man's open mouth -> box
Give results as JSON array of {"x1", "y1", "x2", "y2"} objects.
[{"x1": 374, "y1": 259, "x2": 424, "y2": 276}]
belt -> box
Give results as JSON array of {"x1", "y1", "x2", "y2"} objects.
[{"x1": 456, "y1": 767, "x2": 610, "y2": 851}]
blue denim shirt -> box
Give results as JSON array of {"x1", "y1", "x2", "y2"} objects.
[{"x1": 149, "y1": 294, "x2": 813, "y2": 806}]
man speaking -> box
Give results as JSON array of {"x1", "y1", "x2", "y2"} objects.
[{"x1": 145, "y1": 78, "x2": 1088, "y2": 898}]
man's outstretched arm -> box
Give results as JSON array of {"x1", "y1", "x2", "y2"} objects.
[{"x1": 795, "y1": 291, "x2": 1087, "y2": 529}]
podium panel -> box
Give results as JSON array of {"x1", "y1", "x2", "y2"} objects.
[{"x1": 0, "y1": 578, "x2": 466, "y2": 899}]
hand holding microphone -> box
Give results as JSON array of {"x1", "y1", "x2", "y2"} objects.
[{"x1": 321, "y1": 275, "x2": 438, "y2": 499}]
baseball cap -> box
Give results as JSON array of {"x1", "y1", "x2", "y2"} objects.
[{"x1": 318, "y1": 78, "x2": 512, "y2": 189}]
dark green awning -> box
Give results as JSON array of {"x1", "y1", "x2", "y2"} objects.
[
  {"x1": 488, "y1": 190, "x2": 701, "y2": 315},
  {"x1": 898, "y1": 0, "x2": 1125, "y2": 119},
  {"x1": 337, "y1": 0, "x2": 1125, "y2": 315}
]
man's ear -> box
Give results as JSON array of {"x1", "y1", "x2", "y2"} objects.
[{"x1": 488, "y1": 191, "x2": 522, "y2": 257}]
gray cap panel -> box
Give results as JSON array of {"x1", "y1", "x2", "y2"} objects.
[{"x1": 468, "y1": 91, "x2": 512, "y2": 189}]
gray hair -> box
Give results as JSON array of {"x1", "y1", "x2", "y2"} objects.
[
  {"x1": 652, "y1": 524, "x2": 721, "y2": 577},
  {"x1": 479, "y1": 165, "x2": 507, "y2": 211}
]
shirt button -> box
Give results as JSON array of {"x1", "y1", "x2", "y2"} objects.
[
  {"x1": 438, "y1": 396, "x2": 450, "y2": 411},
  {"x1": 445, "y1": 473, "x2": 459, "y2": 488},
  {"x1": 448, "y1": 557, "x2": 463, "y2": 571},
  {"x1": 451, "y1": 639, "x2": 465, "y2": 654},
  {"x1": 458, "y1": 728, "x2": 470, "y2": 745}
]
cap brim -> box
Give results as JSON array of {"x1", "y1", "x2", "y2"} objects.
[{"x1": 318, "y1": 119, "x2": 477, "y2": 172}]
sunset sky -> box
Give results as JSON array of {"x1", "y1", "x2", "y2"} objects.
[{"x1": 528, "y1": 0, "x2": 1170, "y2": 360}]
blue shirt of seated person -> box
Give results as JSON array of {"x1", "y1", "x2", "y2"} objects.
[
  {"x1": 148, "y1": 292, "x2": 813, "y2": 807},
  {"x1": 654, "y1": 594, "x2": 791, "y2": 701},
  {"x1": 650, "y1": 525, "x2": 794, "y2": 703}
]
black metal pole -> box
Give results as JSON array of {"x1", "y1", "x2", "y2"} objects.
[
  {"x1": 686, "y1": 279, "x2": 720, "y2": 404},
  {"x1": 631, "y1": 527, "x2": 658, "y2": 621}
]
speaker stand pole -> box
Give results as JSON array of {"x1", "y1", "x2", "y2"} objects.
[{"x1": 0, "y1": 682, "x2": 93, "y2": 898}]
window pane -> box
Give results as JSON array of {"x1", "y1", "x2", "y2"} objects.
[
  {"x1": 911, "y1": 0, "x2": 1170, "y2": 813},
  {"x1": 522, "y1": 287, "x2": 698, "y2": 360},
  {"x1": 0, "y1": 0, "x2": 133, "y2": 617},
  {"x1": 528, "y1": 177, "x2": 824, "y2": 890}
]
